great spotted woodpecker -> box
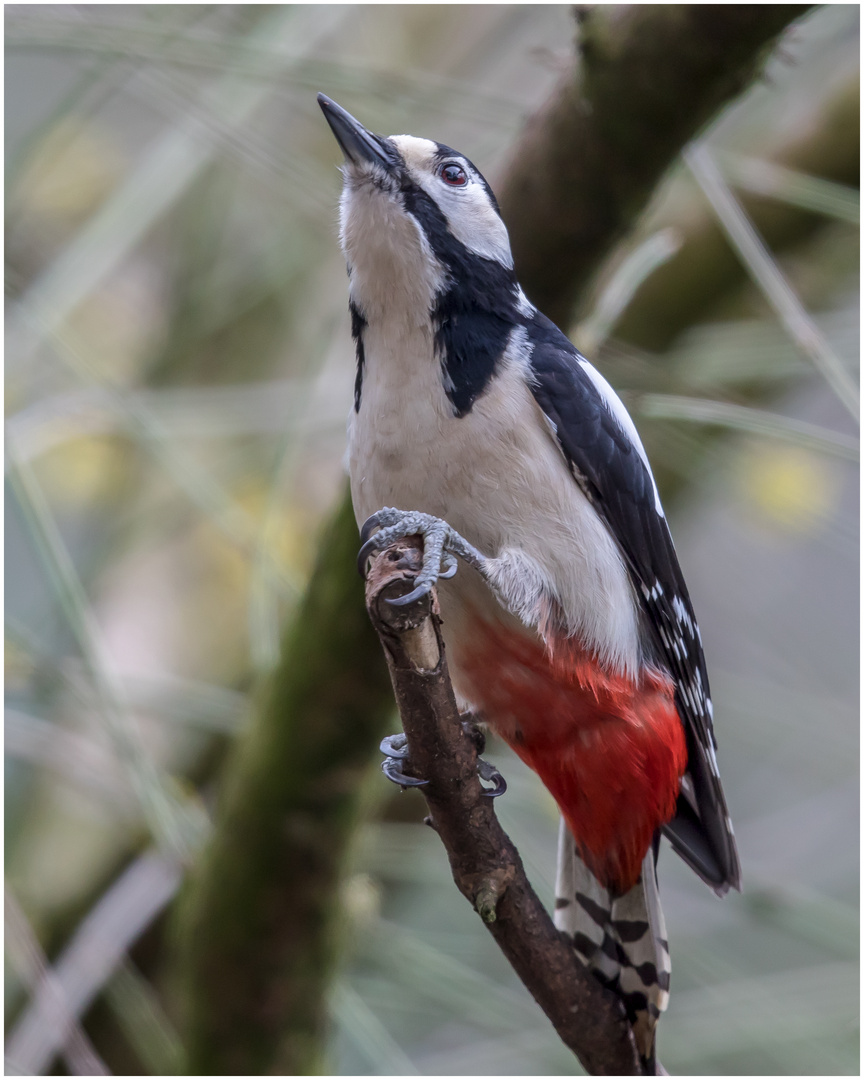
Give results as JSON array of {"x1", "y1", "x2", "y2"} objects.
[{"x1": 319, "y1": 93, "x2": 741, "y2": 1069}]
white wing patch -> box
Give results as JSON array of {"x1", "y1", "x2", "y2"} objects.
[
  {"x1": 514, "y1": 284, "x2": 536, "y2": 318},
  {"x1": 576, "y1": 358, "x2": 665, "y2": 518}
]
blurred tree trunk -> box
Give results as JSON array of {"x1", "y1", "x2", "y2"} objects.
[
  {"x1": 501, "y1": 3, "x2": 813, "y2": 328},
  {"x1": 177, "y1": 495, "x2": 393, "y2": 1074},
  {"x1": 613, "y1": 79, "x2": 859, "y2": 351},
  {"x1": 176, "y1": 5, "x2": 818, "y2": 1075}
]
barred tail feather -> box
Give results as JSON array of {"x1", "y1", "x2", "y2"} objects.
[{"x1": 554, "y1": 819, "x2": 670, "y2": 1072}]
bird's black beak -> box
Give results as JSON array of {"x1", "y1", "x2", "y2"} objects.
[{"x1": 318, "y1": 93, "x2": 397, "y2": 172}]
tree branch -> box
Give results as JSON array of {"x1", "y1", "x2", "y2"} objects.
[
  {"x1": 500, "y1": 4, "x2": 814, "y2": 327},
  {"x1": 365, "y1": 538, "x2": 644, "y2": 1077}
]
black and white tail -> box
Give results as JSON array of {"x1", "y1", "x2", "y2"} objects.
[{"x1": 554, "y1": 820, "x2": 671, "y2": 1073}]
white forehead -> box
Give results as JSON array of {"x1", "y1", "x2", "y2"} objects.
[
  {"x1": 389, "y1": 135, "x2": 513, "y2": 269},
  {"x1": 390, "y1": 134, "x2": 439, "y2": 170}
]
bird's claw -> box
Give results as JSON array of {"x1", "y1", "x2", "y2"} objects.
[
  {"x1": 380, "y1": 733, "x2": 428, "y2": 788},
  {"x1": 358, "y1": 507, "x2": 486, "y2": 607},
  {"x1": 460, "y1": 717, "x2": 506, "y2": 797},
  {"x1": 379, "y1": 730, "x2": 506, "y2": 797},
  {"x1": 477, "y1": 756, "x2": 507, "y2": 798}
]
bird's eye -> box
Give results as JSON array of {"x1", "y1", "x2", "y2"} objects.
[{"x1": 439, "y1": 163, "x2": 468, "y2": 187}]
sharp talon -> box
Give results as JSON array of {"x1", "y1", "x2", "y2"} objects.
[
  {"x1": 381, "y1": 757, "x2": 428, "y2": 788},
  {"x1": 439, "y1": 561, "x2": 458, "y2": 580},
  {"x1": 359, "y1": 513, "x2": 383, "y2": 546},
  {"x1": 357, "y1": 535, "x2": 381, "y2": 577},
  {"x1": 380, "y1": 732, "x2": 428, "y2": 787},
  {"x1": 386, "y1": 582, "x2": 432, "y2": 607},
  {"x1": 477, "y1": 757, "x2": 507, "y2": 798}
]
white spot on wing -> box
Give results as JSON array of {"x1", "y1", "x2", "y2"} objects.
[
  {"x1": 542, "y1": 412, "x2": 559, "y2": 440},
  {"x1": 501, "y1": 324, "x2": 535, "y2": 374},
  {"x1": 671, "y1": 594, "x2": 695, "y2": 634},
  {"x1": 514, "y1": 284, "x2": 535, "y2": 317}
]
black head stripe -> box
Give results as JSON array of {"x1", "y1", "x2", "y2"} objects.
[
  {"x1": 349, "y1": 300, "x2": 367, "y2": 412},
  {"x1": 400, "y1": 181, "x2": 517, "y2": 416}
]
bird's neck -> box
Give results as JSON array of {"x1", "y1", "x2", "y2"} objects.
[{"x1": 341, "y1": 188, "x2": 444, "y2": 327}]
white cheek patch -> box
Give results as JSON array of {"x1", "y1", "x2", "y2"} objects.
[
  {"x1": 391, "y1": 135, "x2": 514, "y2": 269},
  {"x1": 425, "y1": 181, "x2": 513, "y2": 268}
]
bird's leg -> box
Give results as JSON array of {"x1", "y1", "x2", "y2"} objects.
[
  {"x1": 461, "y1": 713, "x2": 507, "y2": 798},
  {"x1": 358, "y1": 507, "x2": 489, "y2": 607},
  {"x1": 366, "y1": 510, "x2": 507, "y2": 798}
]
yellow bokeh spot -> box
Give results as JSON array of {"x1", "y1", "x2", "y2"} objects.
[
  {"x1": 231, "y1": 477, "x2": 317, "y2": 581},
  {"x1": 740, "y1": 444, "x2": 838, "y2": 531},
  {"x1": 36, "y1": 435, "x2": 131, "y2": 508},
  {"x1": 12, "y1": 120, "x2": 123, "y2": 224},
  {"x1": 5, "y1": 637, "x2": 35, "y2": 692}
]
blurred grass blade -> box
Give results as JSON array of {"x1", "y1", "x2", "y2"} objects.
[
  {"x1": 665, "y1": 308, "x2": 859, "y2": 390},
  {"x1": 330, "y1": 980, "x2": 420, "y2": 1076},
  {"x1": 5, "y1": 709, "x2": 134, "y2": 807},
  {"x1": 104, "y1": 959, "x2": 184, "y2": 1075},
  {"x1": 6, "y1": 444, "x2": 206, "y2": 858},
  {"x1": 368, "y1": 918, "x2": 533, "y2": 1028},
  {"x1": 5, "y1": 888, "x2": 111, "y2": 1076},
  {"x1": 15, "y1": 322, "x2": 300, "y2": 598},
  {"x1": 577, "y1": 228, "x2": 682, "y2": 354},
  {"x1": 715, "y1": 150, "x2": 859, "y2": 224},
  {"x1": 743, "y1": 885, "x2": 860, "y2": 959},
  {"x1": 5, "y1": 624, "x2": 248, "y2": 736},
  {"x1": 5, "y1": 8, "x2": 213, "y2": 188},
  {"x1": 4, "y1": 10, "x2": 524, "y2": 129},
  {"x1": 247, "y1": 334, "x2": 349, "y2": 671},
  {"x1": 685, "y1": 143, "x2": 859, "y2": 422},
  {"x1": 5, "y1": 852, "x2": 182, "y2": 1077},
  {"x1": 10, "y1": 5, "x2": 351, "y2": 359},
  {"x1": 664, "y1": 961, "x2": 857, "y2": 1062},
  {"x1": 6, "y1": 55, "x2": 129, "y2": 190},
  {"x1": 638, "y1": 393, "x2": 859, "y2": 460},
  {"x1": 5, "y1": 379, "x2": 347, "y2": 456}
]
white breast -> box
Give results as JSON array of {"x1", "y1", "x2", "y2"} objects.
[{"x1": 349, "y1": 323, "x2": 643, "y2": 679}]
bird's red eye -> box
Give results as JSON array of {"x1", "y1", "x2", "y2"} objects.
[{"x1": 440, "y1": 163, "x2": 468, "y2": 186}]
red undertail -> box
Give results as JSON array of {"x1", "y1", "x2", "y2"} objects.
[{"x1": 459, "y1": 617, "x2": 687, "y2": 893}]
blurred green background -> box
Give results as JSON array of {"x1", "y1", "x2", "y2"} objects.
[{"x1": 5, "y1": 5, "x2": 859, "y2": 1076}]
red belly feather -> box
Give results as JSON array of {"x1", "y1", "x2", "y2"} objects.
[{"x1": 458, "y1": 617, "x2": 687, "y2": 893}]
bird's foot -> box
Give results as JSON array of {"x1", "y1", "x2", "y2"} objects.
[
  {"x1": 380, "y1": 728, "x2": 506, "y2": 798},
  {"x1": 358, "y1": 507, "x2": 487, "y2": 607},
  {"x1": 461, "y1": 717, "x2": 507, "y2": 798},
  {"x1": 380, "y1": 733, "x2": 428, "y2": 788}
]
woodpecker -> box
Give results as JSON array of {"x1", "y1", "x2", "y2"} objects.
[{"x1": 319, "y1": 93, "x2": 740, "y2": 1070}]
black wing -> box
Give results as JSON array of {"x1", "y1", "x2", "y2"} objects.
[{"x1": 525, "y1": 313, "x2": 741, "y2": 894}]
